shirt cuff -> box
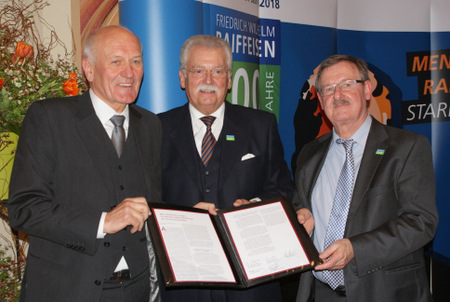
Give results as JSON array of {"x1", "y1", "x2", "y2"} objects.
[
  {"x1": 250, "y1": 197, "x2": 261, "y2": 203},
  {"x1": 97, "y1": 212, "x2": 107, "y2": 239}
]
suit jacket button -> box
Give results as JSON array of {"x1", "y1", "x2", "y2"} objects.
[
  {"x1": 205, "y1": 189, "x2": 210, "y2": 193},
  {"x1": 122, "y1": 246, "x2": 126, "y2": 251},
  {"x1": 205, "y1": 170, "x2": 209, "y2": 175},
  {"x1": 104, "y1": 242, "x2": 110, "y2": 247},
  {"x1": 120, "y1": 185, "x2": 124, "y2": 190},
  {"x1": 95, "y1": 280, "x2": 101, "y2": 286}
]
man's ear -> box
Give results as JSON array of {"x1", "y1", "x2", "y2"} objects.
[
  {"x1": 82, "y1": 58, "x2": 94, "y2": 83},
  {"x1": 364, "y1": 79, "x2": 372, "y2": 101},
  {"x1": 317, "y1": 93, "x2": 324, "y2": 110},
  {"x1": 179, "y1": 70, "x2": 186, "y2": 89}
]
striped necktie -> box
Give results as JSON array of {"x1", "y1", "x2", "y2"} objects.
[{"x1": 200, "y1": 116, "x2": 216, "y2": 166}]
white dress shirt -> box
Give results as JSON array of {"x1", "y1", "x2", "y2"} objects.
[
  {"x1": 90, "y1": 89, "x2": 130, "y2": 272},
  {"x1": 189, "y1": 102, "x2": 225, "y2": 156}
]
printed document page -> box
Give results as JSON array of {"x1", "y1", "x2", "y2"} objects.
[
  {"x1": 222, "y1": 201, "x2": 309, "y2": 280},
  {"x1": 153, "y1": 209, "x2": 236, "y2": 283}
]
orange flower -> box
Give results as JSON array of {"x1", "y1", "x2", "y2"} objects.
[
  {"x1": 0, "y1": 78, "x2": 4, "y2": 89},
  {"x1": 62, "y1": 78, "x2": 79, "y2": 96},
  {"x1": 69, "y1": 72, "x2": 78, "y2": 79},
  {"x1": 15, "y1": 42, "x2": 34, "y2": 59}
]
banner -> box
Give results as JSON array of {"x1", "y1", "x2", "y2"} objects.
[{"x1": 120, "y1": 0, "x2": 450, "y2": 274}]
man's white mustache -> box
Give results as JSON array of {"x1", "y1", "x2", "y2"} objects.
[
  {"x1": 333, "y1": 99, "x2": 350, "y2": 106},
  {"x1": 196, "y1": 84, "x2": 219, "y2": 93}
]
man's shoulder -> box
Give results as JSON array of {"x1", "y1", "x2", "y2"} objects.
[
  {"x1": 28, "y1": 94, "x2": 84, "y2": 115},
  {"x1": 157, "y1": 104, "x2": 187, "y2": 123},
  {"x1": 372, "y1": 120, "x2": 429, "y2": 145},
  {"x1": 130, "y1": 103, "x2": 159, "y2": 120},
  {"x1": 227, "y1": 102, "x2": 272, "y2": 116},
  {"x1": 226, "y1": 102, "x2": 276, "y2": 123}
]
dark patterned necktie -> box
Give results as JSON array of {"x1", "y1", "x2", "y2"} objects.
[
  {"x1": 110, "y1": 115, "x2": 126, "y2": 157},
  {"x1": 323, "y1": 138, "x2": 355, "y2": 290},
  {"x1": 200, "y1": 116, "x2": 216, "y2": 166}
]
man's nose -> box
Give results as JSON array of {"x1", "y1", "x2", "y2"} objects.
[
  {"x1": 333, "y1": 85, "x2": 344, "y2": 98},
  {"x1": 121, "y1": 63, "x2": 134, "y2": 77},
  {"x1": 204, "y1": 70, "x2": 213, "y2": 83}
]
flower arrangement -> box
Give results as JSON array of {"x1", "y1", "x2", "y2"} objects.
[
  {"x1": 0, "y1": 243, "x2": 24, "y2": 301},
  {"x1": 0, "y1": 0, "x2": 88, "y2": 136}
]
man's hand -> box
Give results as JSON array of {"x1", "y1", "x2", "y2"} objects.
[
  {"x1": 104, "y1": 197, "x2": 150, "y2": 234},
  {"x1": 296, "y1": 208, "x2": 315, "y2": 235},
  {"x1": 233, "y1": 198, "x2": 252, "y2": 207},
  {"x1": 194, "y1": 202, "x2": 218, "y2": 215},
  {"x1": 315, "y1": 239, "x2": 354, "y2": 271}
]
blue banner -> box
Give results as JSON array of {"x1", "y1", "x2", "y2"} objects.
[{"x1": 120, "y1": 0, "x2": 450, "y2": 266}]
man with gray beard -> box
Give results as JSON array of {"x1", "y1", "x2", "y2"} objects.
[{"x1": 157, "y1": 35, "x2": 294, "y2": 302}]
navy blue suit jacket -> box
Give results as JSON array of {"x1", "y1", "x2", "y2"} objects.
[{"x1": 158, "y1": 101, "x2": 294, "y2": 302}]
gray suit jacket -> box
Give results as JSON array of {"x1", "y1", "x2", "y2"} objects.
[
  {"x1": 8, "y1": 92, "x2": 162, "y2": 302},
  {"x1": 293, "y1": 118, "x2": 438, "y2": 302}
]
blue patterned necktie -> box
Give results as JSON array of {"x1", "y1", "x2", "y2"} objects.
[
  {"x1": 323, "y1": 138, "x2": 355, "y2": 290},
  {"x1": 110, "y1": 115, "x2": 126, "y2": 157},
  {"x1": 200, "y1": 116, "x2": 216, "y2": 166}
]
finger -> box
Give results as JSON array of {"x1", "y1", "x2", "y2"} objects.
[
  {"x1": 194, "y1": 202, "x2": 217, "y2": 214},
  {"x1": 130, "y1": 219, "x2": 145, "y2": 234},
  {"x1": 207, "y1": 204, "x2": 218, "y2": 216},
  {"x1": 233, "y1": 199, "x2": 250, "y2": 207}
]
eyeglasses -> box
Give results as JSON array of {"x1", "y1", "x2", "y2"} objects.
[
  {"x1": 187, "y1": 67, "x2": 228, "y2": 79},
  {"x1": 319, "y1": 79, "x2": 365, "y2": 96}
]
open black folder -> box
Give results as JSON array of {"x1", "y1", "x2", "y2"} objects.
[{"x1": 147, "y1": 197, "x2": 321, "y2": 289}]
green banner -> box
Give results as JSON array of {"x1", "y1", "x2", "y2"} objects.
[{"x1": 227, "y1": 62, "x2": 280, "y2": 120}]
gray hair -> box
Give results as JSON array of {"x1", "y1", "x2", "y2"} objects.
[
  {"x1": 315, "y1": 55, "x2": 369, "y2": 92},
  {"x1": 83, "y1": 25, "x2": 142, "y2": 63},
  {"x1": 179, "y1": 35, "x2": 232, "y2": 77}
]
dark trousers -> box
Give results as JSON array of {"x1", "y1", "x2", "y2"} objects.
[
  {"x1": 314, "y1": 278, "x2": 347, "y2": 302},
  {"x1": 100, "y1": 269, "x2": 150, "y2": 302}
]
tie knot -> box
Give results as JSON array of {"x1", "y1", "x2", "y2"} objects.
[
  {"x1": 336, "y1": 138, "x2": 354, "y2": 153},
  {"x1": 200, "y1": 116, "x2": 216, "y2": 128},
  {"x1": 110, "y1": 115, "x2": 125, "y2": 127}
]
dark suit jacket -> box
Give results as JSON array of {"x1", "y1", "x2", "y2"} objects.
[
  {"x1": 8, "y1": 92, "x2": 162, "y2": 302},
  {"x1": 158, "y1": 101, "x2": 294, "y2": 302},
  {"x1": 293, "y1": 118, "x2": 438, "y2": 302}
]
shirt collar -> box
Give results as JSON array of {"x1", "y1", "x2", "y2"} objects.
[
  {"x1": 189, "y1": 102, "x2": 225, "y2": 132},
  {"x1": 188, "y1": 102, "x2": 225, "y2": 121},
  {"x1": 90, "y1": 89, "x2": 130, "y2": 126},
  {"x1": 332, "y1": 114, "x2": 372, "y2": 147}
]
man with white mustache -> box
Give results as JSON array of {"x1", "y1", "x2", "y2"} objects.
[{"x1": 158, "y1": 35, "x2": 294, "y2": 302}]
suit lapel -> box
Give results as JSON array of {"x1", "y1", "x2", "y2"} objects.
[
  {"x1": 169, "y1": 105, "x2": 203, "y2": 191},
  {"x1": 218, "y1": 103, "x2": 250, "y2": 188},
  {"x1": 348, "y1": 119, "x2": 389, "y2": 217},
  {"x1": 75, "y1": 93, "x2": 117, "y2": 196},
  {"x1": 128, "y1": 106, "x2": 154, "y2": 196}
]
